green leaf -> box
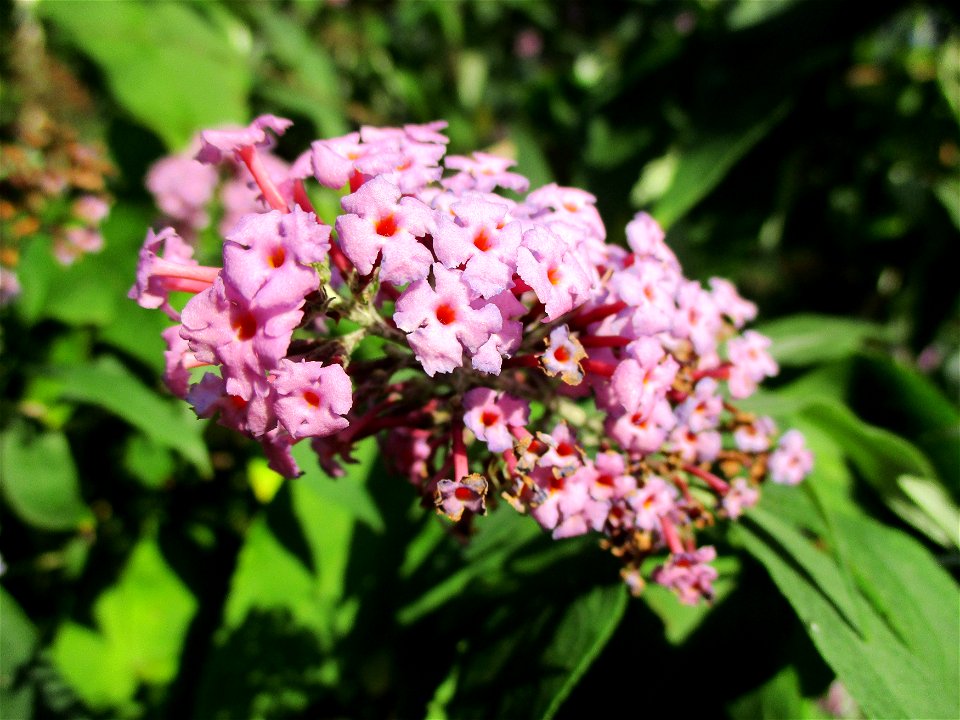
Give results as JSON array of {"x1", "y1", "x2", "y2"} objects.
[
  {"x1": 799, "y1": 398, "x2": 956, "y2": 547},
  {"x1": 244, "y1": 4, "x2": 348, "y2": 138},
  {"x1": 852, "y1": 352, "x2": 960, "y2": 486},
  {"x1": 897, "y1": 474, "x2": 960, "y2": 547},
  {"x1": 727, "y1": 664, "x2": 821, "y2": 720},
  {"x1": 936, "y1": 34, "x2": 960, "y2": 127},
  {"x1": 396, "y1": 509, "x2": 545, "y2": 626},
  {"x1": 123, "y1": 434, "x2": 176, "y2": 489},
  {"x1": 934, "y1": 177, "x2": 960, "y2": 231},
  {"x1": 445, "y1": 583, "x2": 627, "y2": 720},
  {"x1": 511, "y1": 124, "x2": 556, "y2": 191},
  {"x1": 194, "y1": 439, "x2": 380, "y2": 717},
  {"x1": 49, "y1": 624, "x2": 136, "y2": 712},
  {"x1": 637, "y1": 102, "x2": 790, "y2": 228},
  {"x1": 295, "y1": 439, "x2": 385, "y2": 534},
  {"x1": 726, "y1": 0, "x2": 801, "y2": 30},
  {"x1": 0, "y1": 422, "x2": 92, "y2": 531},
  {"x1": 754, "y1": 314, "x2": 887, "y2": 366},
  {"x1": 50, "y1": 538, "x2": 197, "y2": 711},
  {"x1": 12, "y1": 235, "x2": 56, "y2": 324},
  {"x1": 51, "y1": 356, "x2": 211, "y2": 476},
  {"x1": 38, "y1": 1, "x2": 250, "y2": 149},
  {"x1": 0, "y1": 589, "x2": 38, "y2": 720},
  {"x1": 737, "y1": 501, "x2": 960, "y2": 720}
]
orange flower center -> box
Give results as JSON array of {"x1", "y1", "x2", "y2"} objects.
[
  {"x1": 435, "y1": 304, "x2": 457, "y2": 325},
  {"x1": 376, "y1": 214, "x2": 398, "y2": 237}
]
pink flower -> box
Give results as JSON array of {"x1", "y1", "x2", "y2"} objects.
[
  {"x1": 727, "y1": 330, "x2": 779, "y2": 398},
  {"x1": 129, "y1": 227, "x2": 218, "y2": 320},
  {"x1": 272, "y1": 359, "x2": 353, "y2": 440},
  {"x1": 768, "y1": 429, "x2": 813, "y2": 485},
  {"x1": 709, "y1": 277, "x2": 757, "y2": 328},
  {"x1": 625, "y1": 212, "x2": 680, "y2": 271},
  {"x1": 608, "y1": 398, "x2": 677, "y2": 456},
  {"x1": 196, "y1": 115, "x2": 292, "y2": 165},
  {"x1": 470, "y1": 290, "x2": 525, "y2": 375},
  {"x1": 433, "y1": 195, "x2": 522, "y2": 298},
  {"x1": 463, "y1": 388, "x2": 529, "y2": 453},
  {"x1": 629, "y1": 475, "x2": 678, "y2": 531},
  {"x1": 540, "y1": 325, "x2": 588, "y2": 385},
  {"x1": 435, "y1": 474, "x2": 488, "y2": 522},
  {"x1": 146, "y1": 150, "x2": 218, "y2": 230},
  {"x1": 610, "y1": 337, "x2": 679, "y2": 419},
  {"x1": 652, "y1": 546, "x2": 718, "y2": 605},
  {"x1": 222, "y1": 207, "x2": 329, "y2": 308},
  {"x1": 721, "y1": 478, "x2": 760, "y2": 519},
  {"x1": 516, "y1": 226, "x2": 592, "y2": 321},
  {"x1": 524, "y1": 183, "x2": 605, "y2": 242},
  {"x1": 734, "y1": 416, "x2": 776, "y2": 452},
  {"x1": 394, "y1": 264, "x2": 502, "y2": 376},
  {"x1": 336, "y1": 175, "x2": 434, "y2": 283},
  {"x1": 676, "y1": 378, "x2": 723, "y2": 433},
  {"x1": 443, "y1": 152, "x2": 529, "y2": 194}
]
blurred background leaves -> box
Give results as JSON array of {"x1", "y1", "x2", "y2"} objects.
[{"x1": 1, "y1": 1, "x2": 957, "y2": 718}]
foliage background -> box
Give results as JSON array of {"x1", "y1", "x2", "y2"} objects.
[{"x1": 1, "y1": 1, "x2": 958, "y2": 718}]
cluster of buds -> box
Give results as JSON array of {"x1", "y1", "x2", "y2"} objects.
[
  {"x1": 131, "y1": 115, "x2": 812, "y2": 604},
  {"x1": 0, "y1": 14, "x2": 113, "y2": 305}
]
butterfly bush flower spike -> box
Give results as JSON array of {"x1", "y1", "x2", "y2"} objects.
[{"x1": 135, "y1": 116, "x2": 812, "y2": 604}]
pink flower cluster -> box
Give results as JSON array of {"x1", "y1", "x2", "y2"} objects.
[{"x1": 132, "y1": 115, "x2": 813, "y2": 604}]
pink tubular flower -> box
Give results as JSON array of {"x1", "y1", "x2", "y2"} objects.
[
  {"x1": 129, "y1": 227, "x2": 219, "y2": 320},
  {"x1": 516, "y1": 226, "x2": 592, "y2": 321},
  {"x1": 443, "y1": 152, "x2": 529, "y2": 194},
  {"x1": 179, "y1": 276, "x2": 303, "y2": 401},
  {"x1": 727, "y1": 330, "x2": 779, "y2": 398},
  {"x1": 709, "y1": 277, "x2": 757, "y2": 328},
  {"x1": 463, "y1": 388, "x2": 529, "y2": 453},
  {"x1": 540, "y1": 325, "x2": 587, "y2": 385},
  {"x1": 272, "y1": 359, "x2": 353, "y2": 440},
  {"x1": 611, "y1": 337, "x2": 679, "y2": 419},
  {"x1": 676, "y1": 378, "x2": 723, "y2": 433},
  {"x1": 161, "y1": 325, "x2": 199, "y2": 399},
  {"x1": 222, "y1": 207, "x2": 329, "y2": 308},
  {"x1": 629, "y1": 475, "x2": 678, "y2": 531},
  {"x1": 436, "y1": 474, "x2": 488, "y2": 522},
  {"x1": 135, "y1": 115, "x2": 814, "y2": 601},
  {"x1": 336, "y1": 175, "x2": 434, "y2": 283},
  {"x1": 470, "y1": 290, "x2": 525, "y2": 374},
  {"x1": 768, "y1": 429, "x2": 814, "y2": 485},
  {"x1": 394, "y1": 264, "x2": 502, "y2": 376},
  {"x1": 625, "y1": 211, "x2": 680, "y2": 270},
  {"x1": 721, "y1": 478, "x2": 760, "y2": 519},
  {"x1": 525, "y1": 183, "x2": 605, "y2": 242},
  {"x1": 196, "y1": 115, "x2": 293, "y2": 165},
  {"x1": 652, "y1": 546, "x2": 719, "y2": 605},
  {"x1": 146, "y1": 149, "x2": 218, "y2": 231},
  {"x1": 433, "y1": 195, "x2": 522, "y2": 298},
  {"x1": 734, "y1": 415, "x2": 777, "y2": 452}
]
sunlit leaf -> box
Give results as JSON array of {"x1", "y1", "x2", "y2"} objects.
[
  {"x1": 244, "y1": 4, "x2": 348, "y2": 138},
  {"x1": 637, "y1": 102, "x2": 790, "y2": 228},
  {"x1": 445, "y1": 583, "x2": 627, "y2": 720},
  {"x1": 51, "y1": 356, "x2": 211, "y2": 476},
  {"x1": 0, "y1": 589, "x2": 38, "y2": 720},
  {"x1": 38, "y1": 0, "x2": 250, "y2": 149},
  {"x1": 727, "y1": 664, "x2": 821, "y2": 720},
  {"x1": 194, "y1": 439, "x2": 379, "y2": 716},
  {"x1": 738, "y1": 500, "x2": 960, "y2": 720},
  {"x1": 755, "y1": 314, "x2": 887, "y2": 366},
  {"x1": 0, "y1": 422, "x2": 92, "y2": 531},
  {"x1": 50, "y1": 538, "x2": 197, "y2": 711}
]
